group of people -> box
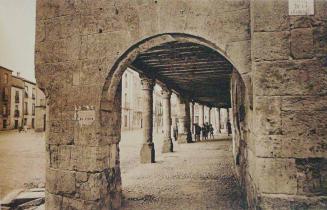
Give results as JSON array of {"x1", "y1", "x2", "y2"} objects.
[
  {"x1": 173, "y1": 120, "x2": 232, "y2": 142},
  {"x1": 194, "y1": 122, "x2": 214, "y2": 142}
]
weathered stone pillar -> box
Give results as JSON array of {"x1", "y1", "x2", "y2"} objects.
[
  {"x1": 217, "y1": 108, "x2": 221, "y2": 133},
  {"x1": 177, "y1": 96, "x2": 192, "y2": 143},
  {"x1": 140, "y1": 75, "x2": 155, "y2": 163},
  {"x1": 191, "y1": 101, "x2": 195, "y2": 134},
  {"x1": 199, "y1": 104, "x2": 204, "y2": 126},
  {"x1": 161, "y1": 87, "x2": 173, "y2": 153},
  {"x1": 208, "y1": 107, "x2": 212, "y2": 124}
]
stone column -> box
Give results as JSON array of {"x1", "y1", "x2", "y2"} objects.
[
  {"x1": 177, "y1": 96, "x2": 192, "y2": 143},
  {"x1": 191, "y1": 101, "x2": 195, "y2": 134},
  {"x1": 140, "y1": 75, "x2": 155, "y2": 163},
  {"x1": 161, "y1": 87, "x2": 173, "y2": 153},
  {"x1": 208, "y1": 107, "x2": 212, "y2": 124},
  {"x1": 218, "y1": 108, "x2": 221, "y2": 133},
  {"x1": 199, "y1": 104, "x2": 204, "y2": 126}
]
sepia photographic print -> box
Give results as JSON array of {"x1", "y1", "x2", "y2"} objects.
[{"x1": 0, "y1": 0, "x2": 326, "y2": 209}]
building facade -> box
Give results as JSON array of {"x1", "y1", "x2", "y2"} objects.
[
  {"x1": 9, "y1": 75, "x2": 25, "y2": 129},
  {"x1": 0, "y1": 66, "x2": 13, "y2": 130},
  {"x1": 0, "y1": 67, "x2": 46, "y2": 131}
]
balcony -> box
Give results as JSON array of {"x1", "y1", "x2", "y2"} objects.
[{"x1": 14, "y1": 110, "x2": 20, "y2": 117}]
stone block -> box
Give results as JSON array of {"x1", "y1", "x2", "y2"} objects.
[
  {"x1": 226, "y1": 40, "x2": 251, "y2": 74},
  {"x1": 281, "y1": 110, "x2": 327, "y2": 139},
  {"x1": 253, "y1": 32, "x2": 289, "y2": 61},
  {"x1": 296, "y1": 158, "x2": 327, "y2": 195},
  {"x1": 46, "y1": 169, "x2": 75, "y2": 195},
  {"x1": 48, "y1": 120, "x2": 75, "y2": 145},
  {"x1": 72, "y1": 145, "x2": 110, "y2": 172},
  {"x1": 35, "y1": 20, "x2": 45, "y2": 43},
  {"x1": 45, "y1": 192, "x2": 62, "y2": 210},
  {"x1": 254, "y1": 96, "x2": 282, "y2": 135},
  {"x1": 256, "y1": 135, "x2": 327, "y2": 159},
  {"x1": 35, "y1": 36, "x2": 81, "y2": 64},
  {"x1": 81, "y1": 31, "x2": 130, "y2": 61},
  {"x1": 254, "y1": 60, "x2": 327, "y2": 96},
  {"x1": 291, "y1": 28, "x2": 314, "y2": 59},
  {"x1": 313, "y1": 23, "x2": 327, "y2": 56},
  {"x1": 62, "y1": 197, "x2": 101, "y2": 210},
  {"x1": 252, "y1": 0, "x2": 289, "y2": 32},
  {"x1": 290, "y1": 16, "x2": 322, "y2": 29},
  {"x1": 45, "y1": 15, "x2": 80, "y2": 41},
  {"x1": 256, "y1": 158, "x2": 297, "y2": 194},
  {"x1": 80, "y1": 8, "x2": 125, "y2": 36},
  {"x1": 258, "y1": 193, "x2": 327, "y2": 210},
  {"x1": 78, "y1": 173, "x2": 108, "y2": 201},
  {"x1": 36, "y1": 0, "x2": 77, "y2": 20},
  {"x1": 204, "y1": 9, "x2": 250, "y2": 43},
  {"x1": 282, "y1": 96, "x2": 327, "y2": 111}
]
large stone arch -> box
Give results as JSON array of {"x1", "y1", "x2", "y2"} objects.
[{"x1": 35, "y1": 1, "x2": 327, "y2": 209}]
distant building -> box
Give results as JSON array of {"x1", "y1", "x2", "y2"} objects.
[
  {"x1": 9, "y1": 75, "x2": 25, "y2": 129},
  {"x1": 121, "y1": 68, "x2": 165, "y2": 131},
  {"x1": 0, "y1": 66, "x2": 46, "y2": 131},
  {"x1": 0, "y1": 66, "x2": 13, "y2": 130}
]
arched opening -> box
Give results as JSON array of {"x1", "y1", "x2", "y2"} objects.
[{"x1": 100, "y1": 33, "x2": 250, "y2": 209}]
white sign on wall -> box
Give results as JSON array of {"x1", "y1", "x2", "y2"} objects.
[
  {"x1": 75, "y1": 106, "x2": 95, "y2": 126},
  {"x1": 289, "y1": 0, "x2": 314, "y2": 15}
]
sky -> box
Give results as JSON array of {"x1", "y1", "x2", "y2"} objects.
[{"x1": 0, "y1": 0, "x2": 36, "y2": 82}]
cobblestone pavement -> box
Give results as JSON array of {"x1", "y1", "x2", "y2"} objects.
[
  {"x1": 0, "y1": 130, "x2": 244, "y2": 210},
  {"x1": 121, "y1": 133, "x2": 245, "y2": 210},
  {"x1": 0, "y1": 130, "x2": 45, "y2": 200}
]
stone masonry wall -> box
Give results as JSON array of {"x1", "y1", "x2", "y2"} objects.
[{"x1": 251, "y1": 0, "x2": 327, "y2": 209}]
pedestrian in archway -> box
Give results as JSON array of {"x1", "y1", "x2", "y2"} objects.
[
  {"x1": 209, "y1": 124, "x2": 214, "y2": 139},
  {"x1": 194, "y1": 123, "x2": 201, "y2": 142}
]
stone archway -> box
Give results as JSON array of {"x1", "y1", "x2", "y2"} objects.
[
  {"x1": 99, "y1": 33, "x2": 251, "y2": 209},
  {"x1": 35, "y1": 1, "x2": 327, "y2": 209}
]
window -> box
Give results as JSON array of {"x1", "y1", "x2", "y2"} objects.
[
  {"x1": 25, "y1": 86, "x2": 28, "y2": 98},
  {"x1": 3, "y1": 120, "x2": 7, "y2": 128},
  {"x1": 24, "y1": 118, "x2": 27, "y2": 126},
  {"x1": 15, "y1": 91, "x2": 19, "y2": 103},
  {"x1": 4, "y1": 74, "x2": 8, "y2": 84},
  {"x1": 32, "y1": 119, "x2": 35, "y2": 128},
  {"x1": 24, "y1": 102, "x2": 28, "y2": 115},
  {"x1": 3, "y1": 88, "x2": 9, "y2": 100},
  {"x1": 32, "y1": 88, "x2": 36, "y2": 99},
  {"x1": 2, "y1": 105, "x2": 7, "y2": 116},
  {"x1": 124, "y1": 93, "x2": 128, "y2": 108},
  {"x1": 32, "y1": 103, "x2": 35, "y2": 115},
  {"x1": 14, "y1": 105, "x2": 19, "y2": 117}
]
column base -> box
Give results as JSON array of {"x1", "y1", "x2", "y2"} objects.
[
  {"x1": 140, "y1": 143, "x2": 155, "y2": 163},
  {"x1": 162, "y1": 137, "x2": 173, "y2": 153},
  {"x1": 178, "y1": 133, "x2": 192, "y2": 144}
]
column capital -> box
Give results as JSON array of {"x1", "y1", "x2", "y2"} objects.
[
  {"x1": 140, "y1": 74, "x2": 155, "y2": 90},
  {"x1": 161, "y1": 89, "x2": 172, "y2": 99}
]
